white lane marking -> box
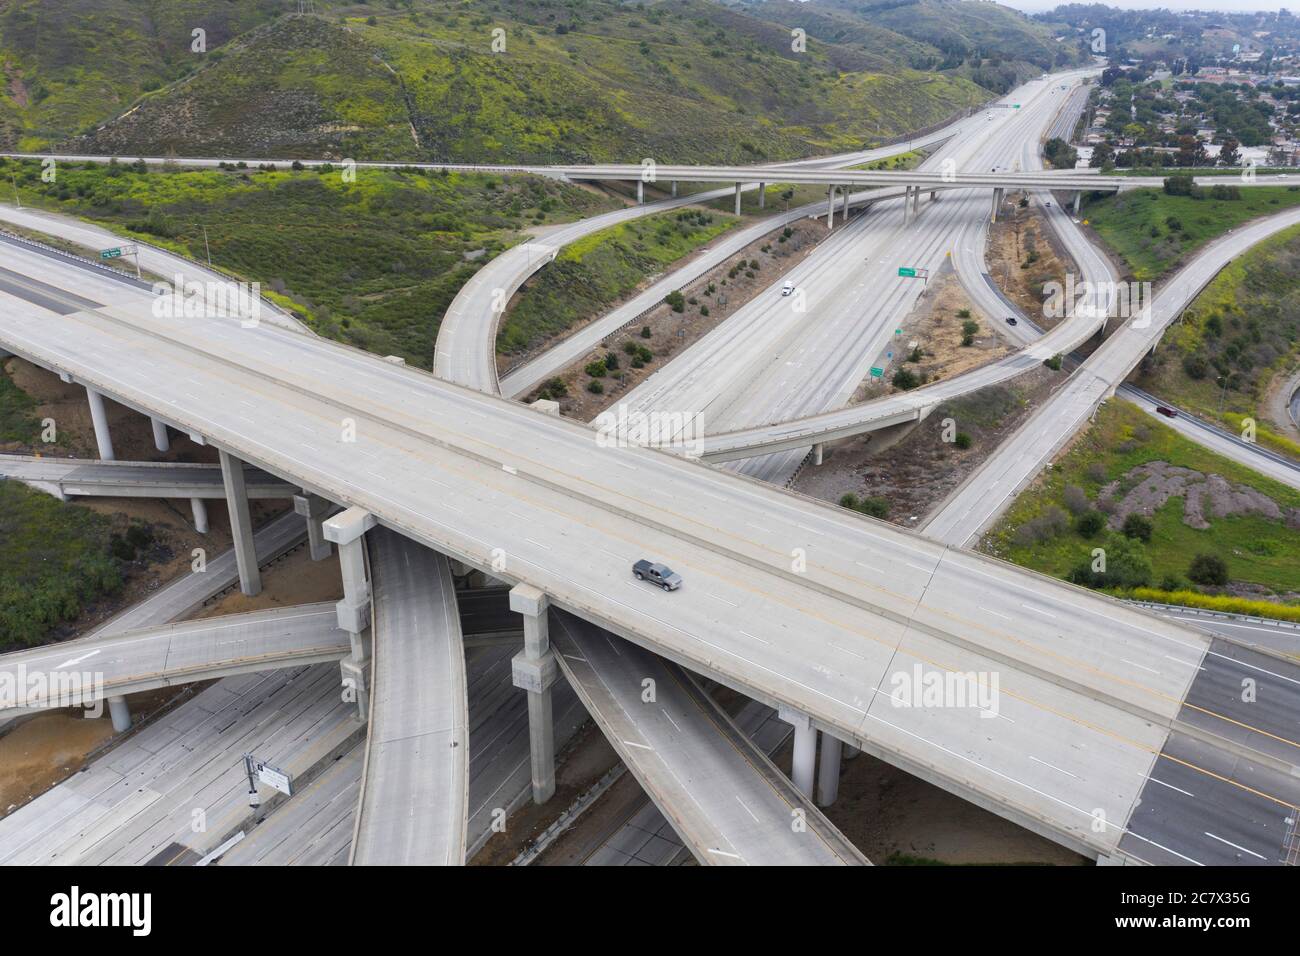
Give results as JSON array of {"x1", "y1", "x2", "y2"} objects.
[
  {"x1": 622, "y1": 740, "x2": 653, "y2": 751},
  {"x1": 1150, "y1": 778, "x2": 1194, "y2": 798},
  {"x1": 1204, "y1": 832, "x2": 1265, "y2": 860},
  {"x1": 738, "y1": 629, "x2": 772, "y2": 646},
  {"x1": 1028, "y1": 755, "x2": 1079, "y2": 779},
  {"x1": 524, "y1": 538, "x2": 551, "y2": 551},
  {"x1": 1021, "y1": 603, "x2": 1057, "y2": 619},
  {"x1": 706, "y1": 594, "x2": 738, "y2": 608},
  {"x1": 1119, "y1": 658, "x2": 1161, "y2": 676},
  {"x1": 53, "y1": 649, "x2": 101, "y2": 669},
  {"x1": 978, "y1": 606, "x2": 1012, "y2": 621},
  {"x1": 661, "y1": 709, "x2": 682, "y2": 733},
  {"x1": 735, "y1": 796, "x2": 760, "y2": 823},
  {"x1": 706, "y1": 848, "x2": 743, "y2": 860}
]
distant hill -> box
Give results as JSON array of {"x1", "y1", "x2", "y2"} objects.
[{"x1": 0, "y1": 0, "x2": 1080, "y2": 163}]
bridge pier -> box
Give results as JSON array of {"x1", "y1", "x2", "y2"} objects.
[
  {"x1": 107, "y1": 695, "x2": 131, "y2": 733},
  {"x1": 734, "y1": 182, "x2": 742, "y2": 216},
  {"x1": 990, "y1": 187, "x2": 1005, "y2": 223},
  {"x1": 911, "y1": 185, "x2": 920, "y2": 217},
  {"x1": 817, "y1": 733, "x2": 842, "y2": 806},
  {"x1": 190, "y1": 497, "x2": 209, "y2": 535},
  {"x1": 758, "y1": 182, "x2": 765, "y2": 209},
  {"x1": 85, "y1": 387, "x2": 115, "y2": 461},
  {"x1": 510, "y1": 584, "x2": 558, "y2": 804},
  {"x1": 671, "y1": 180, "x2": 678, "y2": 197},
  {"x1": 812, "y1": 443, "x2": 824, "y2": 466},
  {"x1": 1073, "y1": 191, "x2": 1082, "y2": 216},
  {"x1": 218, "y1": 450, "x2": 261, "y2": 597},
  {"x1": 780, "y1": 706, "x2": 817, "y2": 798},
  {"x1": 826, "y1": 186, "x2": 836, "y2": 229},
  {"x1": 323, "y1": 507, "x2": 377, "y2": 720},
  {"x1": 150, "y1": 417, "x2": 170, "y2": 453},
  {"x1": 294, "y1": 492, "x2": 334, "y2": 561}
]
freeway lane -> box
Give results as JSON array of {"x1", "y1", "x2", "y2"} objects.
[
  {"x1": 924, "y1": 205, "x2": 1300, "y2": 548},
  {"x1": 351, "y1": 529, "x2": 468, "y2": 866},
  {"x1": 1, "y1": 233, "x2": 1295, "y2": 862},
  {"x1": 551, "y1": 612, "x2": 867, "y2": 865},
  {"x1": 0, "y1": 604, "x2": 346, "y2": 714},
  {"x1": 0, "y1": 454, "x2": 297, "y2": 499}
]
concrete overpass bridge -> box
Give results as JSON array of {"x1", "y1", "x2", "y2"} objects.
[{"x1": 4, "y1": 229, "x2": 1297, "y2": 865}]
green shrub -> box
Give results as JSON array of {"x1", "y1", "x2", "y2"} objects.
[
  {"x1": 1188, "y1": 552, "x2": 1229, "y2": 586},
  {"x1": 1074, "y1": 510, "x2": 1106, "y2": 538},
  {"x1": 1121, "y1": 513, "x2": 1153, "y2": 543},
  {"x1": 954, "y1": 432, "x2": 972, "y2": 449}
]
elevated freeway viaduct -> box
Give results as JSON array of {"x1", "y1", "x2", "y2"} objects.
[{"x1": 2, "y1": 225, "x2": 1298, "y2": 866}]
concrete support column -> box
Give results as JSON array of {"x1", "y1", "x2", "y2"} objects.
[
  {"x1": 671, "y1": 180, "x2": 678, "y2": 197},
  {"x1": 636, "y1": 179, "x2": 644, "y2": 204},
  {"x1": 323, "y1": 507, "x2": 377, "y2": 720},
  {"x1": 190, "y1": 497, "x2": 209, "y2": 535},
  {"x1": 844, "y1": 185, "x2": 851, "y2": 220},
  {"x1": 733, "y1": 182, "x2": 742, "y2": 216},
  {"x1": 780, "y1": 706, "x2": 817, "y2": 799},
  {"x1": 1073, "y1": 190, "x2": 1082, "y2": 216},
  {"x1": 930, "y1": 190, "x2": 937, "y2": 202},
  {"x1": 85, "y1": 387, "x2": 115, "y2": 461},
  {"x1": 107, "y1": 695, "x2": 131, "y2": 733},
  {"x1": 510, "y1": 584, "x2": 557, "y2": 805},
  {"x1": 817, "y1": 734, "x2": 843, "y2": 807},
  {"x1": 812, "y1": 443, "x2": 824, "y2": 466},
  {"x1": 912, "y1": 185, "x2": 920, "y2": 216},
  {"x1": 902, "y1": 185, "x2": 913, "y2": 224},
  {"x1": 293, "y1": 492, "x2": 333, "y2": 561},
  {"x1": 758, "y1": 183, "x2": 766, "y2": 209},
  {"x1": 990, "y1": 187, "x2": 1005, "y2": 223},
  {"x1": 218, "y1": 449, "x2": 261, "y2": 597},
  {"x1": 826, "y1": 186, "x2": 836, "y2": 229},
  {"x1": 150, "y1": 417, "x2": 170, "y2": 453}
]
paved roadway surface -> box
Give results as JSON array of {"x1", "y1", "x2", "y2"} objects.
[
  {"x1": 577, "y1": 699, "x2": 796, "y2": 865},
  {"x1": 0, "y1": 604, "x2": 346, "y2": 715},
  {"x1": 551, "y1": 612, "x2": 866, "y2": 865},
  {"x1": 922, "y1": 206, "x2": 1300, "y2": 547},
  {"x1": 0, "y1": 453, "x2": 297, "y2": 499},
  {"x1": 350, "y1": 529, "x2": 469, "y2": 866},
  {"x1": 0, "y1": 663, "x2": 364, "y2": 865},
  {"x1": 7, "y1": 235, "x2": 1296, "y2": 862},
  {"x1": 0, "y1": 205, "x2": 307, "y2": 332}
]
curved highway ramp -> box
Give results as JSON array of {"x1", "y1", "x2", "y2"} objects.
[
  {"x1": 551, "y1": 612, "x2": 867, "y2": 866},
  {"x1": 350, "y1": 529, "x2": 469, "y2": 866},
  {"x1": 0, "y1": 604, "x2": 347, "y2": 715},
  {"x1": 0, "y1": 454, "x2": 296, "y2": 500}
]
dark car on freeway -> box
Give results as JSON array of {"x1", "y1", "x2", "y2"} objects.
[
  {"x1": 633, "y1": 559, "x2": 683, "y2": 591},
  {"x1": 1155, "y1": 406, "x2": 1178, "y2": 419}
]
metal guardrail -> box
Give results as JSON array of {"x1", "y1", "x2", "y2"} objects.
[
  {"x1": 1127, "y1": 601, "x2": 1300, "y2": 631},
  {"x1": 0, "y1": 229, "x2": 154, "y2": 290}
]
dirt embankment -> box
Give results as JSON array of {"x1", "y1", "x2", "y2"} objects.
[
  {"x1": 796, "y1": 366, "x2": 1064, "y2": 524},
  {"x1": 521, "y1": 218, "x2": 825, "y2": 421},
  {"x1": 987, "y1": 202, "x2": 1078, "y2": 333}
]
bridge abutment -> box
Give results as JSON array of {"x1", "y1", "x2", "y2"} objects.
[{"x1": 294, "y1": 492, "x2": 334, "y2": 561}]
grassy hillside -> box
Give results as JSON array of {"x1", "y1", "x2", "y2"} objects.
[
  {"x1": 0, "y1": 0, "x2": 288, "y2": 151},
  {"x1": 1, "y1": 155, "x2": 616, "y2": 364},
  {"x1": 1085, "y1": 184, "x2": 1300, "y2": 282},
  {"x1": 6, "y1": 0, "x2": 1003, "y2": 162},
  {"x1": 500, "y1": 207, "x2": 736, "y2": 356},
  {"x1": 985, "y1": 401, "x2": 1300, "y2": 606},
  {"x1": 1134, "y1": 223, "x2": 1300, "y2": 458}
]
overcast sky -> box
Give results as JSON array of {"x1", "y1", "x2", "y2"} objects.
[{"x1": 1004, "y1": 1, "x2": 1300, "y2": 12}]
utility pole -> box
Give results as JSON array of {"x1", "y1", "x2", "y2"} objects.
[
  {"x1": 200, "y1": 224, "x2": 212, "y2": 267},
  {"x1": 10, "y1": 170, "x2": 20, "y2": 209}
]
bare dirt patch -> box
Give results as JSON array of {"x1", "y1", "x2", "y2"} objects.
[
  {"x1": 988, "y1": 202, "x2": 1077, "y2": 332},
  {"x1": 851, "y1": 261, "x2": 1010, "y2": 403},
  {"x1": 0, "y1": 540, "x2": 344, "y2": 819},
  {"x1": 523, "y1": 219, "x2": 826, "y2": 422},
  {"x1": 794, "y1": 366, "x2": 1064, "y2": 525},
  {"x1": 1100, "y1": 460, "x2": 1300, "y2": 531}
]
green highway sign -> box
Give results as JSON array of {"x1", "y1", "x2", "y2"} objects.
[
  {"x1": 898, "y1": 267, "x2": 917, "y2": 278},
  {"x1": 100, "y1": 247, "x2": 122, "y2": 260},
  {"x1": 1012, "y1": 104, "x2": 1021, "y2": 109},
  {"x1": 870, "y1": 367, "x2": 884, "y2": 378}
]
